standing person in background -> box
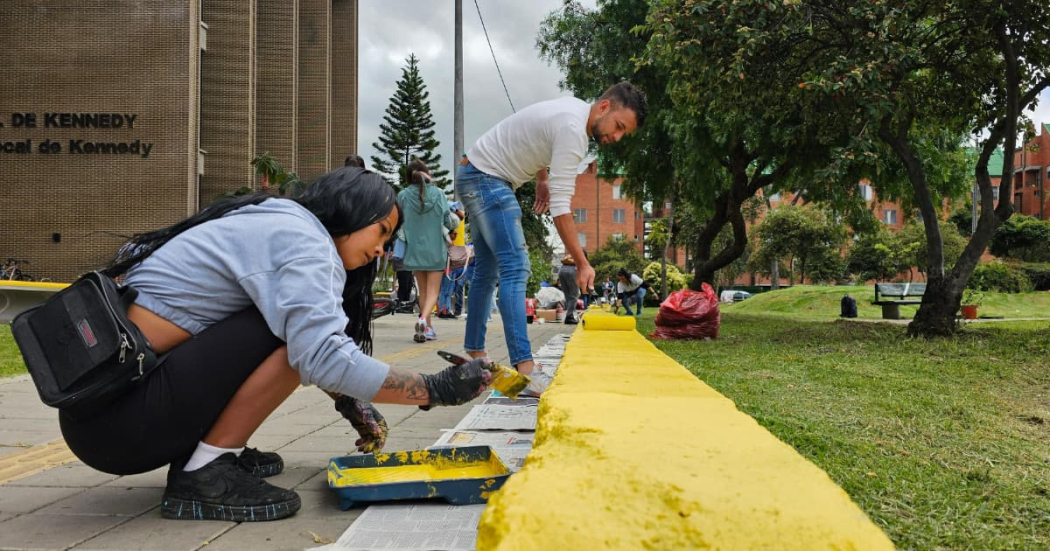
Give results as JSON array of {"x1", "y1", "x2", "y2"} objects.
[
  {"x1": 616, "y1": 267, "x2": 659, "y2": 317},
  {"x1": 557, "y1": 253, "x2": 579, "y2": 325},
  {"x1": 458, "y1": 82, "x2": 648, "y2": 392},
  {"x1": 397, "y1": 160, "x2": 459, "y2": 342},
  {"x1": 437, "y1": 201, "x2": 467, "y2": 318}
]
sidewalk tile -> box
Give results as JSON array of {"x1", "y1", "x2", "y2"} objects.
[
  {"x1": 5, "y1": 462, "x2": 119, "y2": 488},
  {"x1": 0, "y1": 513, "x2": 128, "y2": 549},
  {"x1": 72, "y1": 515, "x2": 235, "y2": 551},
  {"x1": 0, "y1": 485, "x2": 85, "y2": 514},
  {"x1": 36, "y1": 487, "x2": 162, "y2": 517},
  {"x1": 204, "y1": 490, "x2": 360, "y2": 551},
  {"x1": 101, "y1": 468, "x2": 168, "y2": 489}
]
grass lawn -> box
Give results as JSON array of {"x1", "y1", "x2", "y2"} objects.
[
  {"x1": 639, "y1": 288, "x2": 1050, "y2": 549},
  {"x1": 0, "y1": 324, "x2": 25, "y2": 378},
  {"x1": 726, "y1": 284, "x2": 1050, "y2": 321}
]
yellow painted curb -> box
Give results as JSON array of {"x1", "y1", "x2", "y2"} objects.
[
  {"x1": 478, "y1": 311, "x2": 895, "y2": 550},
  {"x1": 0, "y1": 280, "x2": 68, "y2": 290},
  {"x1": 0, "y1": 440, "x2": 77, "y2": 485}
]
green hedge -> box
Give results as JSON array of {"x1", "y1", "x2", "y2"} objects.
[
  {"x1": 1018, "y1": 263, "x2": 1050, "y2": 291},
  {"x1": 968, "y1": 262, "x2": 1033, "y2": 293}
]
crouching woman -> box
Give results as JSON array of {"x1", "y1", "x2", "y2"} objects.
[{"x1": 57, "y1": 167, "x2": 493, "y2": 521}]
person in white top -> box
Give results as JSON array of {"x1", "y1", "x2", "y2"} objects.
[
  {"x1": 615, "y1": 268, "x2": 659, "y2": 316},
  {"x1": 457, "y1": 82, "x2": 648, "y2": 392}
]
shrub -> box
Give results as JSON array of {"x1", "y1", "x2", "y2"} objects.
[
  {"x1": 968, "y1": 262, "x2": 1033, "y2": 293},
  {"x1": 1018, "y1": 263, "x2": 1050, "y2": 291},
  {"x1": 643, "y1": 262, "x2": 688, "y2": 303}
]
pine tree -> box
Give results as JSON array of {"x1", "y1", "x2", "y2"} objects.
[{"x1": 370, "y1": 54, "x2": 449, "y2": 189}]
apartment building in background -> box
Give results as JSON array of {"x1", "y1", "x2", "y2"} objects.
[
  {"x1": 1, "y1": 1, "x2": 359, "y2": 281},
  {"x1": 570, "y1": 158, "x2": 646, "y2": 257}
]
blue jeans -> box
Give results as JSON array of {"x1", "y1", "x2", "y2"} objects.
[
  {"x1": 458, "y1": 163, "x2": 532, "y2": 366},
  {"x1": 453, "y1": 263, "x2": 474, "y2": 315},
  {"x1": 624, "y1": 287, "x2": 647, "y2": 316},
  {"x1": 438, "y1": 274, "x2": 455, "y2": 312}
]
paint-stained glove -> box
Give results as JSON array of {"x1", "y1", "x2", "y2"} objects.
[
  {"x1": 333, "y1": 395, "x2": 388, "y2": 454},
  {"x1": 421, "y1": 357, "x2": 494, "y2": 408}
]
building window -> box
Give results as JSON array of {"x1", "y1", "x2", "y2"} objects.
[
  {"x1": 635, "y1": 211, "x2": 641, "y2": 219},
  {"x1": 769, "y1": 192, "x2": 781, "y2": 202},
  {"x1": 573, "y1": 208, "x2": 587, "y2": 223},
  {"x1": 883, "y1": 209, "x2": 897, "y2": 225},
  {"x1": 858, "y1": 184, "x2": 873, "y2": 201},
  {"x1": 612, "y1": 232, "x2": 626, "y2": 241},
  {"x1": 992, "y1": 186, "x2": 1000, "y2": 201},
  {"x1": 577, "y1": 233, "x2": 587, "y2": 247},
  {"x1": 613, "y1": 209, "x2": 625, "y2": 224},
  {"x1": 612, "y1": 185, "x2": 622, "y2": 200}
]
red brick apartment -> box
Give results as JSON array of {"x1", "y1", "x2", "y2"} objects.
[
  {"x1": 571, "y1": 159, "x2": 646, "y2": 256},
  {"x1": 1010, "y1": 123, "x2": 1050, "y2": 220}
]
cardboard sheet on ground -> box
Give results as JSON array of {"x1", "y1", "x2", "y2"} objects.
[{"x1": 309, "y1": 504, "x2": 485, "y2": 551}]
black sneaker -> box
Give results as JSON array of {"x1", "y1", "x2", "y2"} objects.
[
  {"x1": 161, "y1": 453, "x2": 301, "y2": 522},
  {"x1": 238, "y1": 447, "x2": 284, "y2": 478}
]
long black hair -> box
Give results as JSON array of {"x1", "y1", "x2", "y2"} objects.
[{"x1": 106, "y1": 166, "x2": 401, "y2": 354}]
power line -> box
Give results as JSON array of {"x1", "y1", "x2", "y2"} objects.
[{"x1": 473, "y1": 0, "x2": 515, "y2": 113}]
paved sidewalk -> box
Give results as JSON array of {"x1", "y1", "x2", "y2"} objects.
[{"x1": 0, "y1": 313, "x2": 572, "y2": 551}]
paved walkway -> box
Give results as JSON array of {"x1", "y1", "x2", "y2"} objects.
[{"x1": 0, "y1": 312, "x2": 572, "y2": 550}]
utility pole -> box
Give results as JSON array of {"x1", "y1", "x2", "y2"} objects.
[{"x1": 453, "y1": 0, "x2": 464, "y2": 200}]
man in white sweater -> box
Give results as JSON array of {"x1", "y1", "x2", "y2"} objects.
[{"x1": 458, "y1": 82, "x2": 647, "y2": 391}]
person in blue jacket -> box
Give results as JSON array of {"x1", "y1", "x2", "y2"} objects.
[{"x1": 57, "y1": 166, "x2": 493, "y2": 522}]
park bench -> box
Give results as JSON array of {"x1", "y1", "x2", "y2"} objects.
[{"x1": 872, "y1": 282, "x2": 926, "y2": 320}]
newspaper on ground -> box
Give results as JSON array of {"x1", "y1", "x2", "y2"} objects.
[
  {"x1": 308, "y1": 334, "x2": 569, "y2": 551},
  {"x1": 309, "y1": 504, "x2": 485, "y2": 551},
  {"x1": 455, "y1": 404, "x2": 537, "y2": 431}
]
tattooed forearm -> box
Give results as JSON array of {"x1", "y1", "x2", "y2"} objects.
[{"x1": 381, "y1": 368, "x2": 429, "y2": 402}]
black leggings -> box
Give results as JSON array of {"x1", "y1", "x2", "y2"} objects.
[
  {"x1": 59, "y1": 308, "x2": 283, "y2": 475},
  {"x1": 396, "y1": 270, "x2": 414, "y2": 302}
]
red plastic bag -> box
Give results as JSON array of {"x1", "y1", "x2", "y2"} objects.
[{"x1": 651, "y1": 283, "x2": 720, "y2": 340}]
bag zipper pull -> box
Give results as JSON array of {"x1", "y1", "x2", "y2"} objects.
[
  {"x1": 119, "y1": 334, "x2": 130, "y2": 363},
  {"x1": 137, "y1": 353, "x2": 146, "y2": 376}
]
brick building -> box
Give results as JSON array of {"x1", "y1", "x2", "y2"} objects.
[
  {"x1": 1010, "y1": 123, "x2": 1050, "y2": 219},
  {"x1": 569, "y1": 158, "x2": 645, "y2": 256},
  {"x1": 0, "y1": 1, "x2": 359, "y2": 282}
]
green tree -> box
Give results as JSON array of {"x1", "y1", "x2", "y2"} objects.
[
  {"x1": 370, "y1": 54, "x2": 448, "y2": 188},
  {"x1": 540, "y1": 1, "x2": 848, "y2": 291},
  {"x1": 748, "y1": 206, "x2": 845, "y2": 285},
  {"x1": 990, "y1": 215, "x2": 1050, "y2": 262},
  {"x1": 745, "y1": 0, "x2": 1049, "y2": 336},
  {"x1": 897, "y1": 220, "x2": 967, "y2": 278},
  {"x1": 589, "y1": 235, "x2": 646, "y2": 284},
  {"x1": 847, "y1": 228, "x2": 909, "y2": 283}
]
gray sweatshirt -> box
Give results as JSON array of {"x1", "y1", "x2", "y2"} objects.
[{"x1": 124, "y1": 199, "x2": 390, "y2": 400}]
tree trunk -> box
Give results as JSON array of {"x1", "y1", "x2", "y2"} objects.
[{"x1": 770, "y1": 261, "x2": 779, "y2": 290}]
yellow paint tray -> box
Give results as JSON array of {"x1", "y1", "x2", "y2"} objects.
[{"x1": 327, "y1": 445, "x2": 511, "y2": 510}]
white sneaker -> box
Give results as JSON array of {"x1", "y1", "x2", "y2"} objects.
[
  {"x1": 520, "y1": 370, "x2": 553, "y2": 396},
  {"x1": 413, "y1": 318, "x2": 426, "y2": 343}
]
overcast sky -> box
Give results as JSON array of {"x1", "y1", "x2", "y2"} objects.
[
  {"x1": 356, "y1": 1, "x2": 594, "y2": 179},
  {"x1": 356, "y1": 1, "x2": 1050, "y2": 178}
]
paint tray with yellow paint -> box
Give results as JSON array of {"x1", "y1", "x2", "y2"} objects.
[{"x1": 327, "y1": 445, "x2": 511, "y2": 510}]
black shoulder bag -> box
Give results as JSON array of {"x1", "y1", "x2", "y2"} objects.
[{"x1": 11, "y1": 271, "x2": 158, "y2": 412}]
